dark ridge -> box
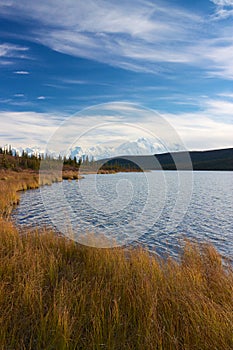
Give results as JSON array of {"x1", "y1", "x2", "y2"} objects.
[{"x1": 97, "y1": 148, "x2": 233, "y2": 171}]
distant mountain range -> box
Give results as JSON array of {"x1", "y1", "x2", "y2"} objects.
[
  {"x1": 8, "y1": 140, "x2": 233, "y2": 170},
  {"x1": 11, "y1": 137, "x2": 182, "y2": 160}
]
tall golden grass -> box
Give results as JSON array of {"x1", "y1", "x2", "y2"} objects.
[
  {"x1": 0, "y1": 170, "x2": 232, "y2": 349},
  {"x1": 0, "y1": 170, "x2": 40, "y2": 218},
  {"x1": 0, "y1": 169, "x2": 80, "y2": 217}
]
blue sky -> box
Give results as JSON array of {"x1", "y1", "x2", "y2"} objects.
[{"x1": 0, "y1": 0, "x2": 233, "y2": 151}]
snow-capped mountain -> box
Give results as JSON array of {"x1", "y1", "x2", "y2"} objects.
[
  {"x1": 12, "y1": 146, "x2": 45, "y2": 157},
  {"x1": 68, "y1": 137, "x2": 181, "y2": 160},
  {"x1": 11, "y1": 138, "x2": 182, "y2": 161},
  {"x1": 68, "y1": 146, "x2": 84, "y2": 160},
  {"x1": 11, "y1": 146, "x2": 58, "y2": 159},
  {"x1": 114, "y1": 137, "x2": 166, "y2": 157}
]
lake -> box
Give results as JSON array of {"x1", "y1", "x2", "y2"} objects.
[{"x1": 12, "y1": 171, "x2": 233, "y2": 259}]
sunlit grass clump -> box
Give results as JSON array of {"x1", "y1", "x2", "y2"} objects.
[
  {"x1": 0, "y1": 219, "x2": 232, "y2": 350},
  {"x1": 0, "y1": 171, "x2": 39, "y2": 217},
  {"x1": 0, "y1": 170, "x2": 63, "y2": 218}
]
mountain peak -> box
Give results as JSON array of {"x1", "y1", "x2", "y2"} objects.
[
  {"x1": 11, "y1": 137, "x2": 182, "y2": 161},
  {"x1": 137, "y1": 137, "x2": 148, "y2": 142}
]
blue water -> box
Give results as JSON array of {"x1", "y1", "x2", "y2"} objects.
[{"x1": 12, "y1": 171, "x2": 233, "y2": 259}]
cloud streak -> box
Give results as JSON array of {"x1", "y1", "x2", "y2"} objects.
[
  {"x1": 2, "y1": 0, "x2": 233, "y2": 79},
  {"x1": 14, "y1": 93, "x2": 24, "y2": 97},
  {"x1": 14, "y1": 70, "x2": 30, "y2": 74},
  {"x1": 211, "y1": 0, "x2": 233, "y2": 19},
  {"x1": 0, "y1": 43, "x2": 29, "y2": 65},
  {"x1": 1, "y1": 98, "x2": 232, "y2": 151},
  {"x1": 0, "y1": 111, "x2": 61, "y2": 147}
]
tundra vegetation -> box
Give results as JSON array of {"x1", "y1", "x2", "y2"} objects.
[{"x1": 0, "y1": 150, "x2": 232, "y2": 349}]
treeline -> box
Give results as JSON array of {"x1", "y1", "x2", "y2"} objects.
[
  {"x1": 0, "y1": 146, "x2": 41, "y2": 171},
  {"x1": 98, "y1": 158, "x2": 142, "y2": 172},
  {"x1": 0, "y1": 146, "x2": 100, "y2": 172},
  {"x1": 0, "y1": 146, "x2": 141, "y2": 173},
  {"x1": 0, "y1": 146, "x2": 82, "y2": 171}
]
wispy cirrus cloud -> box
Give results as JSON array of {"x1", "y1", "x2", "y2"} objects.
[
  {"x1": 14, "y1": 93, "x2": 24, "y2": 97},
  {"x1": 14, "y1": 70, "x2": 30, "y2": 74},
  {"x1": 165, "y1": 112, "x2": 233, "y2": 150},
  {"x1": 0, "y1": 43, "x2": 29, "y2": 65},
  {"x1": 1, "y1": 100, "x2": 232, "y2": 151},
  {"x1": 34, "y1": 0, "x2": 202, "y2": 71},
  {"x1": 202, "y1": 98, "x2": 233, "y2": 122},
  {"x1": 1, "y1": 1, "x2": 233, "y2": 80},
  {"x1": 211, "y1": 0, "x2": 233, "y2": 4},
  {"x1": 211, "y1": 0, "x2": 233, "y2": 19},
  {"x1": 217, "y1": 92, "x2": 233, "y2": 98},
  {"x1": 0, "y1": 111, "x2": 61, "y2": 147},
  {"x1": 0, "y1": 1, "x2": 205, "y2": 71},
  {"x1": 61, "y1": 79, "x2": 89, "y2": 85}
]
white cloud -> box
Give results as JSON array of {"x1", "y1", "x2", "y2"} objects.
[
  {"x1": 0, "y1": 0, "x2": 231, "y2": 80},
  {"x1": 0, "y1": 1, "x2": 204, "y2": 72},
  {"x1": 1, "y1": 2, "x2": 233, "y2": 80},
  {"x1": 14, "y1": 93, "x2": 24, "y2": 97},
  {"x1": 0, "y1": 60, "x2": 13, "y2": 66},
  {"x1": 211, "y1": 0, "x2": 233, "y2": 6},
  {"x1": 0, "y1": 43, "x2": 29, "y2": 65},
  {"x1": 1, "y1": 100, "x2": 232, "y2": 151},
  {"x1": 210, "y1": 0, "x2": 233, "y2": 19},
  {"x1": 0, "y1": 111, "x2": 61, "y2": 148},
  {"x1": 203, "y1": 98, "x2": 233, "y2": 120},
  {"x1": 14, "y1": 70, "x2": 29, "y2": 74},
  {"x1": 217, "y1": 92, "x2": 233, "y2": 98},
  {"x1": 60, "y1": 79, "x2": 91, "y2": 85},
  {"x1": 0, "y1": 43, "x2": 28, "y2": 56},
  {"x1": 165, "y1": 112, "x2": 233, "y2": 150},
  {"x1": 37, "y1": 96, "x2": 46, "y2": 100}
]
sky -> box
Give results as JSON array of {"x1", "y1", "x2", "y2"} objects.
[{"x1": 0, "y1": 0, "x2": 233, "y2": 151}]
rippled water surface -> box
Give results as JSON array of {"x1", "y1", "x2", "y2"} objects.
[{"x1": 12, "y1": 171, "x2": 233, "y2": 259}]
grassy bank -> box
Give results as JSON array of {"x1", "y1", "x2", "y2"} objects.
[
  {"x1": 0, "y1": 169, "x2": 60, "y2": 218},
  {"x1": 0, "y1": 169, "x2": 83, "y2": 218},
  {"x1": 0, "y1": 170, "x2": 233, "y2": 349},
  {"x1": 0, "y1": 221, "x2": 233, "y2": 349}
]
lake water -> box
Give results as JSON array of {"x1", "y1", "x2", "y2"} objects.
[{"x1": 12, "y1": 171, "x2": 233, "y2": 259}]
